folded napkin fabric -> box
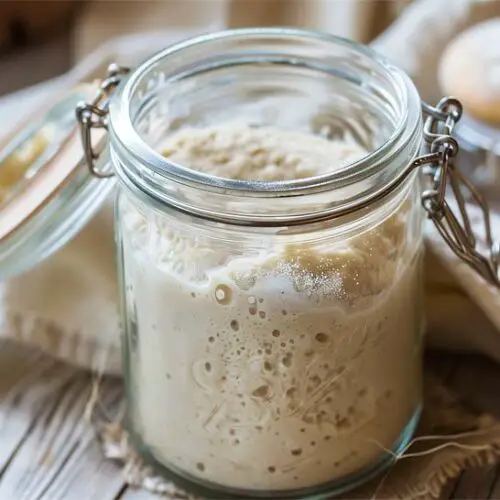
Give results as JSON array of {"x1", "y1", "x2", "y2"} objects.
[{"x1": 1, "y1": 0, "x2": 500, "y2": 375}]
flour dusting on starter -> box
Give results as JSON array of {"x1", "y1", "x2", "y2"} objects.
[{"x1": 120, "y1": 123, "x2": 423, "y2": 492}]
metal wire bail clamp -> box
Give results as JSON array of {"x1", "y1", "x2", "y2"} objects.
[{"x1": 75, "y1": 63, "x2": 130, "y2": 179}]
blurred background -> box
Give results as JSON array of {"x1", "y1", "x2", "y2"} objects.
[{"x1": 0, "y1": 0, "x2": 411, "y2": 96}]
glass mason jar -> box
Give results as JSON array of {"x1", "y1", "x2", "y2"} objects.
[
  {"x1": 2, "y1": 26, "x2": 496, "y2": 500},
  {"x1": 109, "y1": 29, "x2": 425, "y2": 499}
]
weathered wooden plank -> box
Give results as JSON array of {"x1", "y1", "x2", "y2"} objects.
[
  {"x1": 31, "y1": 378, "x2": 126, "y2": 500},
  {"x1": 451, "y1": 466, "x2": 498, "y2": 500},
  {"x1": 0, "y1": 372, "x2": 87, "y2": 499},
  {"x1": 488, "y1": 466, "x2": 500, "y2": 499},
  {"x1": 0, "y1": 341, "x2": 77, "y2": 476},
  {"x1": 0, "y1": 340, "x2": 126, "y2": 500}
]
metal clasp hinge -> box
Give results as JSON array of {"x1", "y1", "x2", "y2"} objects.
[
  {"x1": 417, "y1": 97, "x2": 500, "y2": 287},
  {"x1": 75, "y1": 63, "x2": 130, "y2": 179}
]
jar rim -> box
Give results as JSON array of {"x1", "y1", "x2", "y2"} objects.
[{"x1": 109, "y1": 27, "x2": 422, "y2": 198}]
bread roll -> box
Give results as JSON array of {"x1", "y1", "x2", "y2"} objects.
[{"x1": 439, "y1": 18, "x2": 500, "y2": 126}]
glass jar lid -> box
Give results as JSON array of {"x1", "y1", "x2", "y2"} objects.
[
  {"x1": 453, "y1": 113, "x2": 500, "y2": 193},
  {"x1": 0, "y1": 84, "x2": 115, "y2": 279}
]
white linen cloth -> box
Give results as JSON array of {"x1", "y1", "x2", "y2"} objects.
[{"x1": 1, "y1": 0, "x2": 499, "y2": 375}]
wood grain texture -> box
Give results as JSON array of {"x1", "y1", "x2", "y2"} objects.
[
  {"x1": 442, "y1": 351, "x2": 500, "y2": 500},
  {"x1": 489, "y1": 467, "x2": 500, "y2": 499},
  {"x1": 451, "y1": 466, "x2": 499, "y2": 500},
  {"x1": 1, "y1": 341, "x2": 500, "y2": 500},
  {"x1": 0, "y1": 344, "x2": 74, "y2": 477},
  {"x1": 0, "y1": 341, "x2": 127, "y2": 500}
]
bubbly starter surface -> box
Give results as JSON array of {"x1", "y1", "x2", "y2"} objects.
[{"x1": 121, "y1": 124, "x2": 423, "y2": 492}]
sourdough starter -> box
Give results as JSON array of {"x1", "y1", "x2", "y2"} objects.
[{"x1": 121, "y1": 124, "x2": 423, "y2": 492}]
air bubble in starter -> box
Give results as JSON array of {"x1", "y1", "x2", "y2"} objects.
[
  {"x1": 315, "y1": 332, "x2": 328, "y2": 343},
  {"x1": 282, "y1": 353, "x2": 293, "y2": 368},
  {"x1": 215, "y1": 285, "x2": 232, "y2": 305},
  {"x1": 252, "y1": 385, "x2": 270, "y2": 398}
]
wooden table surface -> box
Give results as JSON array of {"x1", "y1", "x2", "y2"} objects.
[{"x1": 0, "y1": 340, "x2": 499, "y2": 500}]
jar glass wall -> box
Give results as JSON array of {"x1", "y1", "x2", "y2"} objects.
[{"x1": 111, "y1": 29, "x2": 425, "y2": 499}]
